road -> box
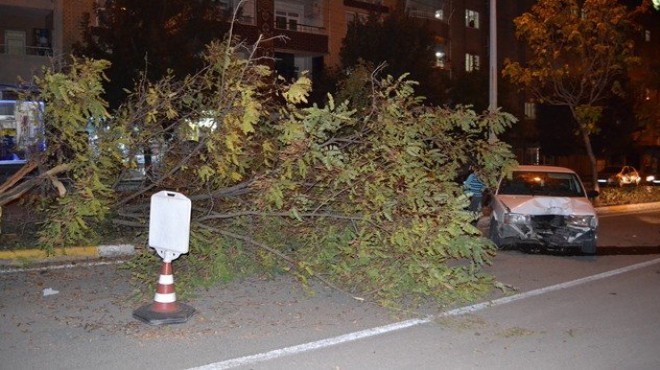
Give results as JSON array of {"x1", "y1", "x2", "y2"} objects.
[{"x1": 1, "y1": 209, "x2": 659, "y2": 370}]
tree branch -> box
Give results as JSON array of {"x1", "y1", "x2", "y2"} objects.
[
  {"x1": 0, "y1": 163, "x2": 70, "y2": 207},
  {"x1": 195, "y1": 222, "x2": 350, "y2": 295}
]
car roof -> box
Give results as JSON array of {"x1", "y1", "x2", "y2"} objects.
[{"x1": 513, "y1": 165, "x2": 578, "y2": 174}]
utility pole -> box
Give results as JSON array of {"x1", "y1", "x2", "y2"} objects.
[{"x1": 488, "y1": 0, "x2": 498, "y2": 142}]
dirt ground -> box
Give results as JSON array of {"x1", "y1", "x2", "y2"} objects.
[
  {"x1": 0, "y1": 201, "x2": 42, "y2": 250},
  {"x1": 0, "y1": 199, "x2": 139, "y2": 251}
]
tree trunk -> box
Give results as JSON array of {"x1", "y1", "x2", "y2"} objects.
[{"x1": 579, "y1": 126, "x2": 599, "y2": 193}]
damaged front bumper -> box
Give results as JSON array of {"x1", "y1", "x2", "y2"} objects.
[{"x1": 497, "y1": 213, "x2": 597, "y2": 253}]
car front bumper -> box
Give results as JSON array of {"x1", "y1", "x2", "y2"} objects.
[{"x1": 496, "y1": 215, "x2": 597, "y2": 251}]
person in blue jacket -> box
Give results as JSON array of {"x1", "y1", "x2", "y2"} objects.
[{"x1": 463, "y1": 167, "x2": 485, "y2": 213}]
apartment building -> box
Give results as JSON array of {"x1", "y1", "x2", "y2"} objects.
[
  {"x1": 0, "y1": 0, "x2": 502, "y2": 90},
  {"x1": 0, "y1": 0, "x2": 96, "y2": 90},
  {"x1": 0, "y1": 0, "x2": 506, "y2": 165},
  {"x1": 223, "y1": 0, "x2": 474, "y2": 83}
]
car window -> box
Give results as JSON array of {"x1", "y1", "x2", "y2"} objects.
[{"x1": 498, "y1": 171, "x2": 585, "y2": 197}]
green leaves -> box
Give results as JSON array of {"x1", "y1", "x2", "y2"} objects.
[
  {"x1": 29, "y1": 57, "x2": 118, "y2": 252},
  {"x1": 27, "y1": 40, "x2": 518, "y2": 309},
  {"x1": 282, "y1": 75, "x2": 312, "y2": 105},
  {"x1": 261, "y1": 72, "x2": 516, "y2": 306}
]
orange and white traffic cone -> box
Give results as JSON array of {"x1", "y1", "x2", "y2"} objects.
[{"x1": 133, "y1": 260, "x2": 195, "y2": 325}]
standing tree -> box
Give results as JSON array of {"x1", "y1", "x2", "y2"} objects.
[{"x1": 503, "y1": 0, "x2": 649, "y2": 191}]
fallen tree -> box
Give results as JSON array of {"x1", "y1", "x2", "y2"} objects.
[{"x1": 9, "y1": 38, "x2": 518, "y2": 307}]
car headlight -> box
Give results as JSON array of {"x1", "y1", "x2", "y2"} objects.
[
  {"x1": 567, "y1": 215, "x2": 597, "y2": 228},
  {"x1": 646, "y1": 175, "x2": 655, "y2": 182},
  {"x1": 504, "y1": 213, "x2": 530, "y2": 224}
]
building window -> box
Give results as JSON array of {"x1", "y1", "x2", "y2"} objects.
[
  {"x1": 346, "y1": 12, "x2": 368, "y2": 25},
  {"x1": 275, "y1": 10, "x2": 300, "y2": 31},
  {"x1": 93, "y1": 0, "x2": 109, "y2": 27},
  {"x1": 645, "y1": 30, "x2": 651, "y2": 42},
  {"x1": 465, "y1": 53, "x2": 480, "y2": 71},
  {"x1": 218, "y1": 0, "x2": 255, "y2": 24},
  {"x1": 406, "y1": 1, "x2": 444, "y2": 21},
  {"x1": 4, "y1": 30, "x2": 26, "y2": 55},
  {"x1": 465, "y1": 9, "x2": 479, "y2": 29},
  {"x1": 434, "y1": 45, "x2": 446, "y2": 68},
  {"x1": 524, "y1": 102, "x2": 536, "y2": 119}
]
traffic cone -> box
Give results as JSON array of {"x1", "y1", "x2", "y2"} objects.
[{"x1": 133, "y1": 260, "x2": 195, "y2": 325}]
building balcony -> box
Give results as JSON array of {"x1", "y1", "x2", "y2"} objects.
[
  {"x1": 343, "y1": 0, "x2": 389, "y2": 13},
  {"x1": 406, "y1": 5, "x2": 449, "y2": 39},
  {"x1": 0, "y1": 45, "x2": 51, "y2": 84},
  {"x1": 273, "y1": 29, "x2": 328, "y2": 55},
  {"x1": 273, "y1": 20, "x2": 328, "y2": 54},
  {"x1": 0, "y1": 0, "x2": 55, "y2": 84}
]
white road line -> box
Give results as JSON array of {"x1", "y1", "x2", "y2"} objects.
[
  {"x1": 440, "y1": 257, "x2": 660, "y2": 316},
  {"x1": 191, "y1": 318, "x2": 432, "y2": 370},
  {"x1": 189, "y1": 257, "x2": 660, "y2": 370}
]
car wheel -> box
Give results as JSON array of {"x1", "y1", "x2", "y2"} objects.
[
  {"x1": 489, "y1": 218, "x2": 502, "y2": 248},
  {"x1": 580, "y1": 239, "x2": 597, "y2": 255}
]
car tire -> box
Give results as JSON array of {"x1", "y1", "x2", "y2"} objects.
[{"x1": 580, "y1": 239, "x2": 597, "y2": 255}]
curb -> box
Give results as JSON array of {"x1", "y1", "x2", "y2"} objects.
[
  {"x1": 0, "y1": 244, "x2": 135, "y2": 267},
  {"x1": 595, "y1": 201, "x2": 660, "y2": 215}
]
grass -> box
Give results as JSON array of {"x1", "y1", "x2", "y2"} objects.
[{"x1": 593, "y1": 185, "x2": 660, "y2": 207}]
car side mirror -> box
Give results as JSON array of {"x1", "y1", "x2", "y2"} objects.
[{"x1": 587, "y1": 190, "x2": 599, "y2": 199}]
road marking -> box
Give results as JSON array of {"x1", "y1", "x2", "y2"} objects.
[
  {"x1": 440, "y1": 257, "x2": 660, "y2": 316},
  {"x1": 191, "y1": 318, "x2": 432, "y2": 370},
  {"x1": 189, "y1": 257, "x2": 660, "y2": 370}
]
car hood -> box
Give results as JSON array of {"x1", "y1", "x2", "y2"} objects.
[{"x1": 497, "y1": 195, "x2": 596, "y2": 216}]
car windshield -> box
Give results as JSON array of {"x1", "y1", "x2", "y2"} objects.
[{"x1": 498, "y1": 171, "x2": 585, "y2": 197}]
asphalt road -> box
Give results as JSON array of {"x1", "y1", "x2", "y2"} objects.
[{"x1": 1, "y1": 208, "x2": 659, "y2": 370}]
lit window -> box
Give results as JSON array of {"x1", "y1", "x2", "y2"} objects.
[
  {"x1": 524, "y1": 102, "x2": 536, "y2": 119},
  {"x1": 465, "y1": 53, "x2": 480, "y2": 71},
  {"x1": 94, "y1": 0, "x2": 108, "y2": 27},
  {"x1": 645, "y1": 30, "x2": 651, "y2": 42},
  {"x1": 465, "y1": 9, "x2": 479, "y2": 29},
  {"x1": 434, "y1": 45, "x2": 446, "y2": 68}
]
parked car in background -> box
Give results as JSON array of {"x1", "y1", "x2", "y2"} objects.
[
  {"x1": 489, "y1": 165, "x2": 599, "y2": 255},
  {"x1": 640, "y1": 170, "x2": 659, "y2": 186},
  {"x1": 597, "y1": 165, "x2": 641, "y2": 187}
]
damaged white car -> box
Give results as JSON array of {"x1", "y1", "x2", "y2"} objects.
[{"x1": 489, "y1": 165, "x2": 599, "y2": 254}]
